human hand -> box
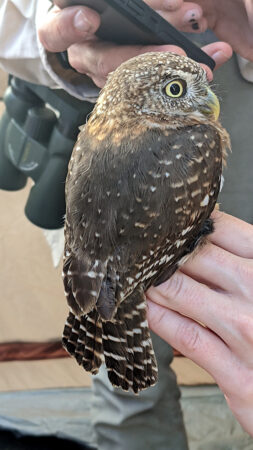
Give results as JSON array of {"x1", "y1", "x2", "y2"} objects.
[
  {"x1": 147, "y1": 210, "x2": 253, "y2": 436},
  {"x1": 38, "y1": 2, "x2": 232, "y2": 87},
  {"x1": 191, "y1": 0, "x2": 253, "y2": 60}
]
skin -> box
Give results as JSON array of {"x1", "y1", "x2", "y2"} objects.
[
  {"x1": 189, "y1": 0, "x2": 253, "y2": 61},
  {"x1": 147, "y1": 210, "x2": 253, "y2": 436},
  {"x1": 39, "y1": 2, "x2": 233, "y2": 86}
]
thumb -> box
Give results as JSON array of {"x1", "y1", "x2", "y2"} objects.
[
  {"x1": 200, "y1": 41, "x2": 233, "y2": 81},
  {"x1": 245, "y1": 0, "x2": 253, "y2": 28},
  {"x1": 38, "y1": 6, "x2": 100, "y2": 52}
]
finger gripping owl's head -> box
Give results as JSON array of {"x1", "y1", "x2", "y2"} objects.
[{"x1": 93, "y1": 52, "x2": 219, "y2": 124}]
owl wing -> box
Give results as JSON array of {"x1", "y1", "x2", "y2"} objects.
[
  {"x1": 64, "y1": 122, "x2": 223, "y2": 317},
  {"x1": 110, "y1": 123, "x2": 223, "y2": 295},
  {"x1": 62, "y1": 122, "x2": 225, "y2": 392}
]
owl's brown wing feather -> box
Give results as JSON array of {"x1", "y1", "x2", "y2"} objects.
[
  {"x1": 63, "y1": 122, "x2": 224, "y2": 393},
  {"x1": 62, "y1": 242, "x2": 107, "y2": 317},
  {"x1": 106, "y1": 123, "x2": 223, "y2": 296}
]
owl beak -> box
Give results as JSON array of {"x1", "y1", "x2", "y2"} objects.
[{"x1": 201, "y1": 88, "x2": 220, "y2": 121}]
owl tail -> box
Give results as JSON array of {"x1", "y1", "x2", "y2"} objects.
[
  {"x1": 62, "y1": 309, "x2": 103, "y2": 374},
  {"x1": 62, "y1": 291, "x2": 158, "y2": 393}
]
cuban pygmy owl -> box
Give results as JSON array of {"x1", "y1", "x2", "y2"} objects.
[{"x1": 62, "y1": 52, "x2": 230, "y2": 394}]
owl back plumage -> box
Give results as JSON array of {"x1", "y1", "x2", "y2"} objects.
[{"x1": 62, "y1": 52, "x2": 230, "y2": 393}]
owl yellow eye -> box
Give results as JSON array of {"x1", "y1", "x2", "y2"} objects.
[{"x1": 165, "y1": 80, "x2": 186, "y2": 98}]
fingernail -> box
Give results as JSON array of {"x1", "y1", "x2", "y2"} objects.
[
  {"x1": 73, "y1": 10, "x2": 91, "y2": 32},
  {"x1": 162, "y1": 0, "x2": 172, "y2": 8},
  {"x1": 192, "y1": 21, "x2": 200, "y2": 30},
  {"x1": 183, "y1": 9, "x2": 201, "y2": 23},
  {"x1": 212, "y1": 51, "x2": 226, "y2": 65},
  {"x1": 162, "y1": 0, "x2": 178, "y2": 11}
]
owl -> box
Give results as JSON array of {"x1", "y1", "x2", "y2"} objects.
[{"x1": 62, "y1": 52, "x2": 230, "y2": 394}]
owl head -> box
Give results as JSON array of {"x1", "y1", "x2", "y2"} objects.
[{"x1": 94, "y1": 52, "x2": 220, "y2": 124}]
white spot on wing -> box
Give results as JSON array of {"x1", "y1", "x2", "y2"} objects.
[
  {"x1": 191, "y1": 189, "x2": 201, "y2": 198},
  {"x1": 200, "y1": 194, "x2": 210, "y2": 206},
  {"x1": 220, "y1": 175, "x2": 224, "y2": 192},
  {"x1": 90, "y1": 290, "x2": 98, "y2": 297},
  {"x1": 187, "y1": 175, "x2": 198, "y2": 185},
  {"x1": 127, "y1": 277, "x2": 134, "y2": 285},
  {"x1": 135, "y1": 222, "x2": 146, "y2": 228},
  {"x1": 175, "y1": 239, "x2": 186, "y2": 248},
  {"x1": 171, "y1": 181, "x2": 184, "y2": 188},
  {"x1": 87, "y1": 271, "x2": 97, "y2": 278},
  {"x1": 182, "y1": 226, "x2": 193, "y2": 236},
  {"x1": 159, "y1": 159, "x2": 172, "y2": 166}
]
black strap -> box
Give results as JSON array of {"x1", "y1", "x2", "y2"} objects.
[{"x1": 56, "y1": 50, "x2": 77, "y2": 71}]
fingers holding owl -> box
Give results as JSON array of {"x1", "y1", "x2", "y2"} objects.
[{"x1": 147, "y1": 210, "x2": 253, "y2": 436}]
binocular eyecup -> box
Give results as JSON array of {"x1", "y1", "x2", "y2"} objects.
[{"x1": 0, "y1": 77, "x2": 94, "y2": 229}]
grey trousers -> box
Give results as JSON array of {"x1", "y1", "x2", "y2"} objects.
[{"x1": 92, "y1": 333, "x2": 189, "y2": 450}]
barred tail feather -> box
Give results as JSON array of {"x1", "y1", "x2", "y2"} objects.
[
  {"x1": 102, "y1": 319, "x2": 132, "y2": 391},
  {"x1": 62, "y1": 311, "x2": 79, "y2": 355},
  {"x1": 62, "y1": 310, "x2": 104, "y2": 374},
  {"x1": 62, "y1": 291, "x2": 158, "y2": 393},
  {"x1": 104, "y1": 290, "x2": 158, "y2": 394},
  {"x1": 82, "y1": 310, "x2": 103, "y2": 373}
]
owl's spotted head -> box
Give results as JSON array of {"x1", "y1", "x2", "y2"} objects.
[{"x1": 92, "y1": 52, "x2": 219, "y2": 127}]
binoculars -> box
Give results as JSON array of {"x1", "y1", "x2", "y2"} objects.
[{"x1": 0, "y1": 77, "x2": 94, "y2": 229}]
